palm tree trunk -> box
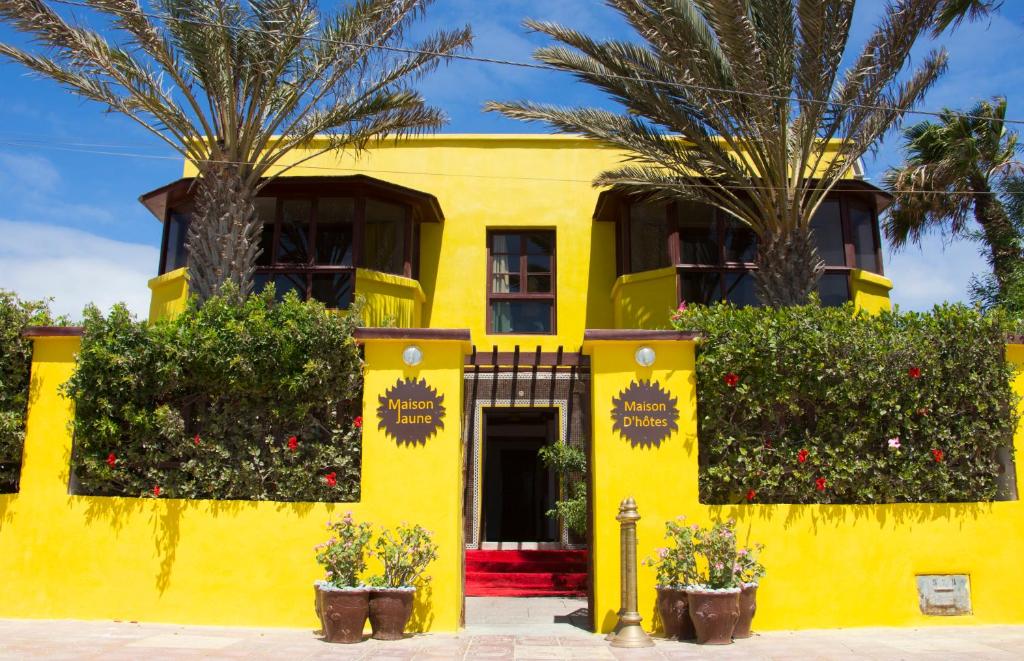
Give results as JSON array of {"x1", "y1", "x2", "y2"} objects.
[
  {"x1": 753, "y1": 226, "x2": 826, "y2": 307},
  {"x1": 185, "y1": 166, "x2": 260, "y2": 303},
  {"x1": 973, "y1": 189, "x2": 1021, "y2": 295}
]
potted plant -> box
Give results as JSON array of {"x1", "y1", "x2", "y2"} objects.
[
  {"x1": 645, "y1": 518, "x2": 697, "y2": 640},
  {"x1": 733, "y1": 543, "x2": 766, "y2": 638},
  {"x1": 313, "y1": 513, "x2": 373, "y2": 644},
  {"x1": 367, "y1": 523, "x2": 438, "y2": 640},
  {"x1": 686, "y1": 520, "x2": 741, "y2": 645}
]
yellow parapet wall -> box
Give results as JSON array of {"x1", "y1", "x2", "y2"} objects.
[
  {"x1": 610, "y1": 267, "x2": 678, "y2": 329},
  {"x1": 0, "y1": 333, "x2": 468, "y2": 631},
  {"x1": 584, "y1": 336, "x2": 1024, "y2": 633},
  {"x1": 147, "y1": 268, "x2": 189, "y2": 322},
  {"x1": 355, "y1": 269, "x2": 425, "y2": 328},
  {"x1": 851, "y1": 268, "x2": 894, "y2": 314}
]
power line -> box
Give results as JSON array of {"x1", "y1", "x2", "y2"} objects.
[
  {"x1": 0, "y1": 136, "x2": 1009, "y2": 196},
  {"x1": 35, "y1": 0, "x2": 1024, "y2": 127}
]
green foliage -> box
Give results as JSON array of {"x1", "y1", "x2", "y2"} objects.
[
  {"x1": 315, "y1": 513, "x2": 373, "y2": 588},
  {"x1": 672, "y1": 302, "x2": 1018, "y2": 504},
  {"x1": 65, "y1": 288, "x2": 363, "y2": 501},
  {"x1": 735, "y1": 543, "x2": 766, "y2": 586},
  {"x1": 0, "y1": 291, "x2": 61, "y2": 493},
  {"x1": 694, "y1": 520, "x2": 739, "y2": 590},
  {"x1": 369, "y1": 524, "x2": 439, "y2": 589},
  {"x1": 644, "y1": 517, "x2": 699, "y2": 589},
  {"x1": 538, "y1": 442, "x2": 588, "y2": 536}
]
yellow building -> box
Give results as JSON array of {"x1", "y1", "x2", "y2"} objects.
[{"x1": 16, "y1": 136, "x2": 1024, "y2": 639}]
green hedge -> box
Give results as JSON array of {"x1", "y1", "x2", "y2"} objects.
[
  {"x1": 65, "y1": 289, "x2": 364, "y2": 501},
  {"x1": 671, "y1": 302, "x2": 1019, "y2": 504},
  {"x1": 0, "y1": 291, "x2": 59, "y2": 493}
]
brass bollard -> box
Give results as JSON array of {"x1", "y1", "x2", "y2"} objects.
[{"x1": 609, "y1": 496, "x2": 654, "y2": 648}]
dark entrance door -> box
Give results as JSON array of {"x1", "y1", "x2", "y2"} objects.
[{"x1": 482, "y1": 408, "x2": 558, "y2": 543}]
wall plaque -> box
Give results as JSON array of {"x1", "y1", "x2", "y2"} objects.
[
  {"x1": 611, "y1": 380, "x2": 679, "y2": 447},
  {"x1": 377, "y1": 378, "x2": 445, "y2": 445}
]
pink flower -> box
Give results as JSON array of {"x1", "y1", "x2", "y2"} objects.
[
  {"x1": 737, "y1": 548, "x2": 748, "y2": 557},
  {"x1": 677, "y1": 300, "x2": 687, "y2": 312},
  {"x1": 887, "y1": 437, "x2": 901, "y2": 449},
  {"x1": 714, "y1": 562, "x2": 724, "y2": 570}
]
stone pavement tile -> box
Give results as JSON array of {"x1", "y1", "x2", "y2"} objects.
[
  {"x1": 516, "y1": 636, "x2": 562, "y2": 646},
  {"x1": 558, "y1": 635, "x2": 610, "y2": 647},
  {"x1": 466, "y1": 645, "x2": 516, "y2": 659}
]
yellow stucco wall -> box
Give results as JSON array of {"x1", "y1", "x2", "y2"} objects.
[
  {"x1": 147, "y1": 268, "x2": 189, "y2": 322},
  {"x1": 170, "y1": 135, "x2": 888, "y2": 343},
  {"x1": 851, "y1": 268, "x2": 894, "y2": 314},
  {"x1": 355, "y1": 268, "x2": 424, "y2": 328},
  {"x1": 585, "y1": 338, "x2": 1024, "y2": 634},
  {"x1": 610, "y1": 267, "x2": 678, "y2": 329},
  {"x1": 0, "y1": 335, "x2": 468, "y2": 631}
]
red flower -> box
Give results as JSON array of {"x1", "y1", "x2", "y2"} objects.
[
  {"x1": 325, "y1": 471, "x2": 337, "y2": 488},
  {"x1": 152, "y1": 485, "x2": 161, "y2": 497},
  {"x1": 797, "y1": 448, "x2": 809, "y2": 464},
  {"x1": 193, "y1": 434, "x2": 201, "y2": 446},
  {"x1": 354, "y1": 416, "x2": 363, "y2": 429},
  {"x1": 815, "y1": 477, "x2": 827, "y2": 492},
  {"x1": 908, "y1": 366, "x2": 921, "y2": 379},
  {"x1": 745, "y1": 489, "x2": 756, "y2": 503},
  {"x1": 288, "y1": 436, "x2": 298, "y2": 452},
  {"x1": 723, "y1": 372, "x2": 740, "y2": 388},
  {"x1": 106, "y1": 452, "x2": 116, "y2": 468},
  {"x1": 932, "y1": 448, "x2": 944, "y2": 463}
]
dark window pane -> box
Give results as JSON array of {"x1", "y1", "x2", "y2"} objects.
[
  {"x1": 277, "y1": 199, "x2": 312, "y2": 263},
  {"x1": 818, "y1": 272, "x2": 850, "y2": 306},
  {"x1": 527, "y1": 254, "x2": 551, "y2": 272},
  {"x1": 527, "y1": 275, "x2": 551, "y2": 293},
  {"x1": 849, "y1": 201, "x2": 878, "y2": 272},
  {"x1": 165, "y1": 210, "x2": 190, "y2": 272},
  {"x1": 679, "y1": 271, "x2": 722, "y2": 305},
  {"x1": 810, "y1": 200, "x2": 845, "y2": 265},
  {"x1": 311, "y1": 272, "x2": 354, "y2": 309},
  {"x1": 492, "y1": 233, "x2": 520, "y2": 254},
  {"x1": 364, "y1": 199, "x2": 406, "y2": 274},
  {"x1": 723, "y1": 220, "x2": 757, "y2": 263},
  {"x1": 525, "y1": 233, "x2": 553, "y2": 255},
  {"x1": 254, "y1": 197, "x2": 276, "y2": 266},
  {"x1": 630, "y1": 202, "x2": 671, "y2": 272},
  {"x1": 677, "y1": 201, "x2": 717, "y2": 265},
  {"x1": 254, "y1": 272, "x2": 306, "y2": 302},
  {"x1": 492, "y1": 274, "x2": 520, "y2": 293},
  {"x1": 316, "y1": 197, "x2": 354, "y2": 266},
  {"x1": 491, "y1": 300, "x2": 553, "y2": 333},
  {"x1": 723, "y1": 272, "x2": 759, "y2": 307}
]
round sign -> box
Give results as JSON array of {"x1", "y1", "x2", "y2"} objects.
[
  {"x1": 376, "y1": 377, "x2": 445, "y2": 445},
  {"x1": 611, "y1": 380, "x2": 679, "y2": 447}
]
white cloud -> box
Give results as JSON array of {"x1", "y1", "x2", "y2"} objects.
[
  {"x1": 0, "y1": 152, "x2": 60, "y2": 192},
  {"x1": 0, "y1": 219, "x2": 157, "y2": 319},
  {"x1": 885, "y1": 235, "x2": 985, "y2": 311}
]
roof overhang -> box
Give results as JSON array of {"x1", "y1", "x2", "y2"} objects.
[
  {"x1": 592, "y1": 178, "x2": 894, "y2": 222},
  {"x1": 138, "y1": 174, "x2": 445, "y2": 223}
]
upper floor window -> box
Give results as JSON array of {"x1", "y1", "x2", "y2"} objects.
[
  {"x1": 488, "y1": 231, "x2": 556, "y2": 334},
  {"x1": 155, "y1": 176, "x2": 437, "y2": 309},
  {"x1": 618, "y1": 194, "x2": 883, "y2": 308}
]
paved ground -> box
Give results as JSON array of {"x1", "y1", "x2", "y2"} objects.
[{"x1": 1, "y1": 598, "x2": 1023, "y2": 660}]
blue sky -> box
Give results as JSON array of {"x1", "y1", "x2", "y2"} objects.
[{"x1": 0, "y1": 0, "x2": 1022, "y2": 317}]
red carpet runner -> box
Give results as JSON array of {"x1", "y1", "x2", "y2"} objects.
[{"x1": 465, "y1": 550, "x2": 588, "y2": 597}]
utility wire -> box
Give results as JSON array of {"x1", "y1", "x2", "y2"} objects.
[
  {"x1": 36, "y1": 0, "x2": 1024, "y2": 127},
  {"x1": 0, "y1": 136, "x2": 1010, "y2": 196}
]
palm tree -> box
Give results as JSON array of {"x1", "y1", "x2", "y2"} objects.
[
  {"x1": 487, "y1": 0, "x2": 970, "y2": 306},
  {"x1": 934, "y1": 0, "x2": 1002, "y2": 35},
  {"x1": 884, "y1": 98, "x2": 1022, "y2": 296},
  {"x1": 0, "y1": 0, "x2": 471, "y2": 301}
]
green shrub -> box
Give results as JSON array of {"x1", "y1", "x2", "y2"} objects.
[
  {"x1": 538, "y1": 442, "x2": 588, "y2": 535},
  {"x1": 671, "y1": 302, "x2": 1019, "y2": 504},
  {"x1": 0, "y1": 291, "x2": 59, "y2": 493},
  {"x1": 65, "y1": 288, "x2": 363, "y2": 501}
]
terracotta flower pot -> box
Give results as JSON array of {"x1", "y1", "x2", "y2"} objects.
[
  {"x1": 368, "y1": 588, "x2": 415, "y2": 640},
  {"x1": 319, "y1": 587, "x2": 369, "y2": 644},
  {"x1": 733, "y1": 583, "x2": 758, "y2": 639},
  {"x1": 655, "y1": 586, "x2": 695, "y2": 640},
  {"x1": 314, "y1": 584, "x2": 324, "y2": 633},
  {"x1": 686, "y1": 588, "x2": 740, "y2": 645}
]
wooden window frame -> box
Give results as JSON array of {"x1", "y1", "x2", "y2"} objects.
[
  {"x1": 618, "y1": 193, "x2": 884, "y2": 305},
  {"x1": 486, "y1": 229, "x2": 557, "y2": 335}
]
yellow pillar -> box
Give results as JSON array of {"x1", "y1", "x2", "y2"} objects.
[
  {"x1": 583, "y1": 330, "x2": 699, "y2": 634},
  {"x1": 356, "y1": 328, "x2": 472, "y2": 631}
]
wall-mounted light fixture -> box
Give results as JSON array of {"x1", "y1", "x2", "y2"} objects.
[
  {"x1": 402, "y1": 345, "x2": 423, "y2": 367},
  {"x1": 634, "y1": 346, "x2": 656, "y2": 367}
]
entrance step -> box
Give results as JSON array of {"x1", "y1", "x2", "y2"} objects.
[{"x1": 466, "y1": 550, "x2": 588, "y2": 597}]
